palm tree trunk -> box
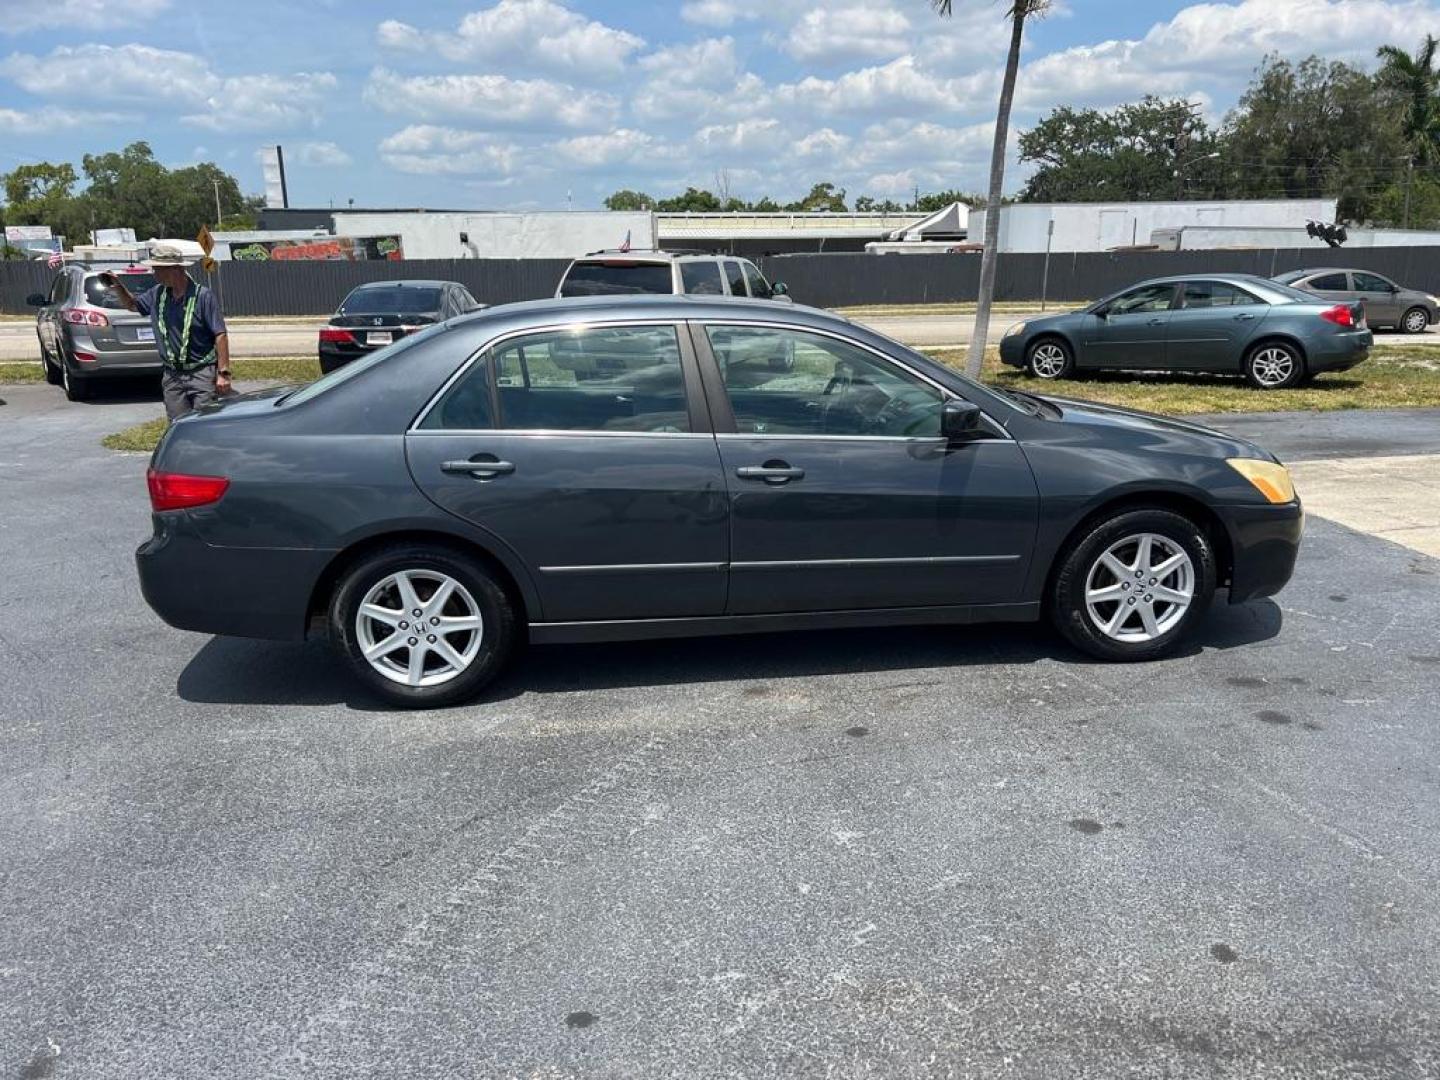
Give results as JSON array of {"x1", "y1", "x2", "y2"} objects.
[{"x1": 965, "y1": 8, "x2": 1028, "y2": 378}]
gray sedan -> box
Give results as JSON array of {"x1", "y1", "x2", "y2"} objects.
[
  {"x1": 136, "y1": 295, "x2": 1302, "y2": 707},
  {"x1": 999, "y1": 273, "x2": 1372, "y2": 389},
  {"x1": 1272, "y1": 267, "x2": 1438, "y2": 334}
]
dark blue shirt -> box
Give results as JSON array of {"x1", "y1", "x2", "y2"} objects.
[{"x1": 134, "y1": 281, "x2": 227, "y2": 370}]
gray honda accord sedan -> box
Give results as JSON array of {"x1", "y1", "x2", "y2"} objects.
[{"x1": 137, "y1": 295, "x2": 1302, "y2": 707}]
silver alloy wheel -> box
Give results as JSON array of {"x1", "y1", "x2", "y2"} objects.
[
  {"x1": 1249, "y1": 346, "x2": 1295, "y2": 388},
  {"x1": 1084, "y1": 532, "x2": 1196, "y2": 644},
  {"x1": 1030, "y1": 342, "x2": 1068, "y2": 378},
  {"x1": 355, "y1": 569, "x2": 484, "y2": 687},
  {"x1": 1404, "y1": 308, "x2": 1428, "y2": 333}
]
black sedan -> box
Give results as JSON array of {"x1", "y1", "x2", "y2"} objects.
[
  {"x1": 318, "y1": 279, "x2": 481, "y2": 373},
  {"x1": 1000, "y1": 274, "x2": 1372, "y2": 389},
  {"x1": 139, "y1": 295, "x2": 1302, "y2": 707}
]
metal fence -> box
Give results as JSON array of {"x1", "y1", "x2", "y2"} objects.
[{"x1": 8, "y1": 247, "x2": 1440, "y2": 316}]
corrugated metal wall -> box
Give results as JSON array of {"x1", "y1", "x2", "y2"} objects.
[{"x1": 7, "y1": 248, "x2": 1440, "y2": 315}]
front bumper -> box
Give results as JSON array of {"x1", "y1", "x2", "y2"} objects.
[
  {"x1": 1218, "y1": 500, "x2": 1304, "y2": 604},
  {"x1": 999, "y1": 335, "x2": 1026, "y2": 368},
  {"x1": 136, "y1": 511, "x2": 333, "y2": 641}
]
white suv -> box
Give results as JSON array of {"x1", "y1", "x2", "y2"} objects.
[{"x1": 557, "y1": 250, "x2": 790, "y2": 301}]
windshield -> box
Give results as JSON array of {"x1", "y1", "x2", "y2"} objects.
[
  {"x1": 561, "y1": 262, "x2": 673, "y2": 296},
  {"x1": 279, "y1": 322, "x2": 449, "y2": 407},
  {"x1": 339, "y1": 286, "x2": 442, "y2": 315},
  {"x1": 86, "y1": 272, "x2": 155, "y2": 308}
]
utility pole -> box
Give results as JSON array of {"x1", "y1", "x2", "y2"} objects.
[
  {"x1": 1404, "y1": 157, "x2": 1414, "y2": 229},
  {"x1": 212, "y1": 178, "x2": 222, "y2": 226},
  {"x1": 1165, "y1": 100, "x2": 1204, "y2": 200}
]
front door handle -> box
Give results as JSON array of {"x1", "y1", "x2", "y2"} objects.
[
  {"x1": 1233, "y1": 312, "x2": 1257, "y2": 321},
  {"x1": 441, "y1": 457, "x2": 515, "y2": 479},
  {"x1": 1146, "y1": 317, "x2": 1166, "y2": 326},
  {"x1": 736, "y1": 463, "x2": 805, "y2": 484}
]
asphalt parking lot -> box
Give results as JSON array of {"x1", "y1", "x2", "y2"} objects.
[{"x1": 2, "y1": 383, "x2": 1438, "y2": 1078}]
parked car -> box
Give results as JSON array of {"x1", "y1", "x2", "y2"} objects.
[
  {"x1": 28, "y1": 264, "x2": 160, "y2": 401},
  {"x1": 137, "y1": 295, "x2": 1302, "y2": 707},
  {"x1": 319, "y1": 280, "x2": 481, "y2": 373},
  {"x1": 1000, "y1": 274, "x2": 1372, "y2": 389},
  {"x1": 557, "y1": 249, "x2": 789, "y2": 302},
  {"x1": 1272, "y1": 267, "x2": 1438, "y2": 334}
]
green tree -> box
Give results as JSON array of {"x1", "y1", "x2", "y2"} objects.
[
  {"x1": 654, "y1": 187, "x2": 723, "y2": 211},
  {"x1": 934, "y1": 0, "x2": 1052, "y2": 378},
  {"x1": 1019, "y1": 97, "x2": 1224, "y2": 202},
  {"x1": 751, "y1": 196, "x2": 781, "y2": 212},
  {"x1": 1377, "y1": 35, "x2": 1440, "y2": 166},
  {"x1": 604, "y1": 189, "x2": 655, "y2": 210},
  {"x1": 784, "y1": 181, "x2": 847, "y2": 212},
  {"x1": 911, "y1": 189, "x2": 987, "y2": 212},
  {"x1": 855, "y1": 195, "x2": 907, "y2": 212}
]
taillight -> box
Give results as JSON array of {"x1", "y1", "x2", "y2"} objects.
[
  {"x1": 319, "y1": 327, "x2": 355, "y2": 343},
  {"x1": 147, "y1": 468, "x2": 230, "y2": 511},
  {"x1": 64, "y1": 308, "x2": 110, "y2": 327},
  {"x1": 1320, "y1": 304, "x2": 1356, "y2": 328}
]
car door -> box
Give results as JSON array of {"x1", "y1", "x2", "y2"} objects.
[
  {"x1": 404, "y1": 322, "x2": 730, "y2": 623},
  {"x1": 1080, "y1": 282, "x2": 1177, "y2": 369},
  {"x1": 1352, "y1": 271, "x2": 1400, "y2": 325},
  {"x1": 694, "y1": 321, "x2": 1039, "y2": 615},
  {"x1": 38, "y1": 270, "x2": 69, "y2": 354},
  {"x1": 1165, "y1": 280, "x2": 1269, "y2": 372}
]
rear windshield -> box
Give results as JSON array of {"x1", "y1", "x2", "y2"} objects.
[
  {"x1": 86, "y1": 272, "x2": 155, "y2": 308},
  {"x1": 1252, "y1": 279, "x2": 1323, "y2": 304},
  {"x1": 279, "y1": 322, "x2": 449, "y2": 407},
  {"x1": 1271, "y1": 270, "x2": 1308, "y2": 284},
  {"x1": 340, "y1": 286, "x2": 442, "y2": 314},
  {"x1": 561, "y1": 262, "x2": 673, "y2": 296}
]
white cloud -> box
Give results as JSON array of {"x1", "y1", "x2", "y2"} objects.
[
  {"x1": 0, "y1": 105, "x2": 123, "y2": 133},
  {"x1": 364, "y1": 67, "x2": 618, "y2": 129},
  {"x1": 794, "y1": 127, "x2": 852, "y2": 157},
  {"x1": 679, "y1": 0, "x2": 754, "y2": 27},
  {"x1": 378, "y1": 125, "x2": 522, "y2": 175},
  {"x1": 0, "y1": 0, "x2": 169, "y2": 34},
  {"x1": 554, "y1": 128, "x2": 669, "y2": 167},
  {"x1": 183, "y1": 73, "x2": 336, "y2": 131},
  {"x1": 632, "y1": 37, "x2": 767, "y2": 120},
  {"x1": 293, "y1": 141, "x2": 353, "y2": 167},
  {"x1": 377, "y1": 0, "x2": 643, "y2": 77},
  {"x1": 784, "y1": 6, "x2": 912, "y2": 63},
  {"x1": 694, "y1": 118, "x2": 788, "y2": 156},
  {"x1": 774, "y1": 56, "x2": 988, "y2": 116}
]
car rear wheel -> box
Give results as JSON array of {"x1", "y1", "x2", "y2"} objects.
[
  {"x1": 330, "y1": 544, "x2": 518, "y2": 708},
  {"x1": 1243, "y1": 341, "x2": 1304, "y2": 390},
  {"x1": 1026, "y1": 338, "x2": 1074, "y2": 380},
  {"x1": 60, "y1": 355, "x2": 91, "y2": 401},
  {"x1": 1401, "y1": 307, "x2": 1429, "y2": 334},
  {"x1": 1050, "y1": 508, "x2": 1216, "y2": 662}
]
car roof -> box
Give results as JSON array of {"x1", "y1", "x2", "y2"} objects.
[
  {"x1": 350, "y1": 279, "x2": 452, "y2": 289},
  {"x1": 450, "y1": 293, "x2": 828, "y2": 330},
  {"x1": 1126, "y1": 273, "x2": 1294, "y2": 288},
  {"x1": 572, "y1": 250, "x2": 732, "y2": 262}
]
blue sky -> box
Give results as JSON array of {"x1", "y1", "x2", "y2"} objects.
[{"x1": 2, "y1": 0, "x2": 1438, "y2": 211}]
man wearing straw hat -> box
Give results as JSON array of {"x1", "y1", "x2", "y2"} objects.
[{"x1": 100, "y1": 240, "x2": 232, "y2": 420}]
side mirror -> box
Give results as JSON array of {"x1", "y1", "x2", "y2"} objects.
[
  {"x1": 771, "y1": 281, "x2": 788, "y2": 296},
  {"x1": 941, "y1": 399, "x2": 983, "y2": 439},
  {"x1": 1092, "y1": 305, "x2": 1109, "y2": 318},
  {"x1": 26, "y1": 293, "x2": 47, "y2": 306}
]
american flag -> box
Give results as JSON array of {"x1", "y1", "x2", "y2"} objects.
[
  {"x1": 619, "y1": 229, "x2": 631, "y2": 253},
  {"x1": 47, "y1": 248, "x2": 63, "y2": 269}
]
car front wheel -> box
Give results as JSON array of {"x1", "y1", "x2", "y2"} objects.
[
  {"x1": 1050, "y1": 508, "x2": 1217, "y2": 662},
  {"x1": 1401, "y1": 306, "x2": 1429, "y2": 334},
  {"x1": 1243, "y1": 341, "x2": 1304, "y2": 390},
  {"x1": 38, "y1": 334, "x2": 62, "y2": 385},
  {"x1": 330, "y1": 544, "x2": 518, "y2": 708},
  {"x1": 1026, "y1": 338, "x2": 1074, "y2": 380}
]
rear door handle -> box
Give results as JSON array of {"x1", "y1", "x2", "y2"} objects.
[
  {"x1": 1233, "y1": 313, "x2": 1257, "y2": 321},
  {"x1": 441, "y1": 458, "x2": 515, "y2": 479},
  {"x1": 736, "y1": 464, "x2": 805, "y2": 483}
]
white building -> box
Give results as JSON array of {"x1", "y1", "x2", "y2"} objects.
[
  {"x1": 331, "y1": 211, "x2": 654, "y2": 260},
  {"x1": 968, "y1": 199, "x2": 1339, "y2": 253}
]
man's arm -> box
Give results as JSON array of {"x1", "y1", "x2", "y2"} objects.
[
  {"x1": 97, "y1": 272, "x2": 140, "y2": 312},
  {"x1": 215, "y1": 333, "x2": 232, "y2": 394}
]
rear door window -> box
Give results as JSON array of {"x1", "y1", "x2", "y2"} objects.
[
  {"x1": 680, "y1": 261, "x2": 724, "y2": 295},
  {"x1": 1309, "y1": 273, "x2": 1349, "y2": 291},
  {"x1": 444, "y1": 325, "x2": 693, "y2": 433},
  {"x1": 1180, "y1": 281, "x2": 1262, "y2": 308},
  {"x1": 560, "y1": 262, "x2": 673, "y2": 296}
]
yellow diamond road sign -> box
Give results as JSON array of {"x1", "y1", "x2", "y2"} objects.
[
  {"x1": 197, "y1": 225, "x2": 214, "y2": 256},
  {"x1": 202, "y1": 256, "x2": 218, "y2": 274}
]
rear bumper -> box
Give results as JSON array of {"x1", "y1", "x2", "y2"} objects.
[
  {"x1": 65, "y1": 327, "x2": 162, "y2": 375},
  {"x1": 1307, "y1": 330, "x2": 1372, "y2": 374},
  {"x1": 136, "y1": 511, "x2": 333, "y2": 641},
  {"x1": 1218, "y1": 500, "x2": 1303, "y2": 604}
]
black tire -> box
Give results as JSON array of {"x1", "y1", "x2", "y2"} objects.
[
  {"x1": 1401, "y1": 306, "x2": 1430, "y2": 335},
  {"x1": 330, "y1": 543, "x2": 518, "y2": 708},
  {"x1": 1049, "y1": 508, "x2": 1217, "y2": 662},
  {"x1": 1242, "y1": 340, "x2": 1304, "y2": 390},
  {"x1": 60, "y1": 355, "x2": 92, "y2": 401},
  {"x1": 1025, "y1": 337, "x2": 1075, "y2": 381},
  {"x1": 39, "y1": 334, "x2": 62, "y2": 385}
]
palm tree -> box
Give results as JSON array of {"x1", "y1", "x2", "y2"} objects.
[
  {"x1": 1378, "y1": 35, "x2": 1440, "y2": 166},
  {"x1": 934, "y1": 0, "x2": 1051, "y2": 377}
]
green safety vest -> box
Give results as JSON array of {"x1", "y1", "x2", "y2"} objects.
[{"x1": 157, "y1": 286, "x2": 216, "y2": 372}]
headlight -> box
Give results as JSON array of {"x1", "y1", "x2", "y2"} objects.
[
  {"x1": 1004, "y1": 321, "x2": 1026, "y2": 338},
  {"x1": 1226, "y1": 458, "x2": 1295, "y2": 504},
  {"x1": 1428, "y1": 295, "x2": 1439, "y2": 306}
]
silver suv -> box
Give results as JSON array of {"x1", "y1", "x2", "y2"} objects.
[
  {"x1": 29, "y1": 264, "x2": 161, "y2": 400},
  {"x1": 1273, "y1": 268, "x2": 1438, "y2": 334},
  {"x1": 557, "y1": 249, "x2": 790, "y2": 302}
]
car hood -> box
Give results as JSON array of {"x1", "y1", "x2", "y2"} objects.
[{"x1": 1032, "y1": 393, "x2": 1275, "y2": 461}]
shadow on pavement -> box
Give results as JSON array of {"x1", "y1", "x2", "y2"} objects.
[{"x1": 175, "y1": 596, "x2": 1282, "y2": 710}]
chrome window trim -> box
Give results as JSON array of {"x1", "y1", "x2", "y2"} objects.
[
  {"x1": 408, "y1": 428, "x2": 712, "y2": 440},
  {"x1": 695, "y1": 318, "x2": 1015, "y2": 439},
  {"x1": 409, "y1": 317, "x2": 695, "y2": 434}
]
